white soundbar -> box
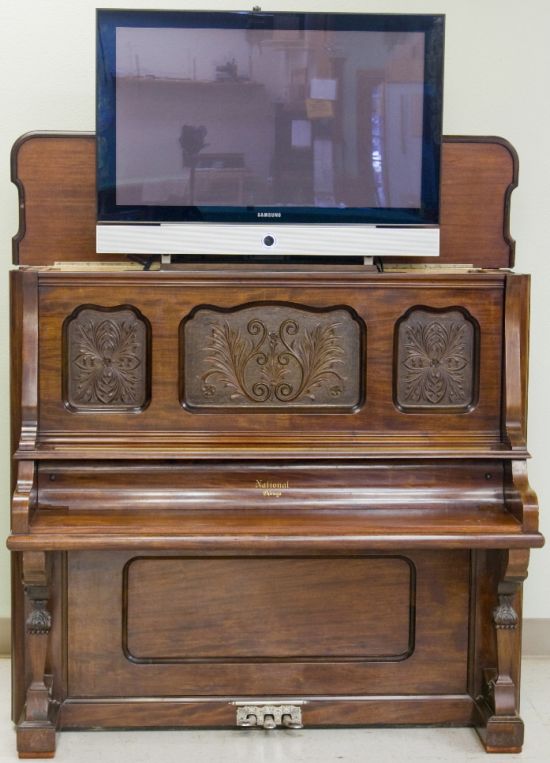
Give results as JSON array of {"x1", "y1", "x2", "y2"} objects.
[{"x1": 96, "y1": 223, "x2": 440, "y2": 258}]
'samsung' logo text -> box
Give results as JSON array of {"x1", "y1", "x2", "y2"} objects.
[{"x1": 257, "y1": 212, "x2": 282, "y2": 218}]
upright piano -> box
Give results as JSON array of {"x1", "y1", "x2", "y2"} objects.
[{"x1": 8, "y1": 132, "x2": 543, "y2": 757}]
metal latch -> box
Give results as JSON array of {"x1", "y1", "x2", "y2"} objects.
[{"x1": 236, "y1": 704, "x2": 303, "y2": 729}]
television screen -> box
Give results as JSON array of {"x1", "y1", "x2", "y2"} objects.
[{"x1": 96, "y1": 10, "x2": 444, "y2": 256}]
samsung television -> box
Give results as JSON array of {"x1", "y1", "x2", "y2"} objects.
[{"x1": 96, "y1": 10, "x2": 444, "y2": 258}]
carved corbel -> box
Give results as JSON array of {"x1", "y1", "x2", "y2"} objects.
[
  {"x1": 16, "y1": 551, "x2": 56, "y2": 758},
  {"x1": 11, "y1": 461, "x2": 36, "y2": 534},
  {"x1": 476, "y1": 548, "x2": 529, "y2": 753},
  {"x1": 504, "y1": 460, "x2": 540, "y2": 533}
]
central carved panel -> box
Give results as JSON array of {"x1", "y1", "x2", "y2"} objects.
[{"x1": 181, "y1": 303, "x2": 363, "y2": 410}]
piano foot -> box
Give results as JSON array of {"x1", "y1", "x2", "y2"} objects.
[
  {"x1": 474, "y1": 701, "x2": 524, "y2": 754},
  {"x1": 17, "y1": 722, "x2": 57, "y2": 759}
]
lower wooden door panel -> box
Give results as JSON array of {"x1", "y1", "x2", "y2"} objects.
[{"x1": 66, "y1": 549, "x2": 470, "y2": 699}]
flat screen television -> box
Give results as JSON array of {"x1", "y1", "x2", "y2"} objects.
[{"x1": 96, "y1": 9, "x2": 444, "y2": 258}]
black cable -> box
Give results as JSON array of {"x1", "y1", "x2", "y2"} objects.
[{"x1": 127, "y1": 254, "x2": 156, "y2": 271}]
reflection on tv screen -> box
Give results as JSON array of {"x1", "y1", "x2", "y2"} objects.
[{"x1": 115, "y1": 27, "x2": 425, "y2": 210}]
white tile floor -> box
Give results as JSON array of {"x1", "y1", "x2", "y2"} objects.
[{"x1": 1, "y1": 658, "x2": 549, "y2": 762}]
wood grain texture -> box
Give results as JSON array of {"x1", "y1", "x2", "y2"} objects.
[
  {"x1": 181, "y1": 302, "x2": 363, "y2": 411},
  {"x1": 503, "y1": 274, "x2": 530, "y2": 450},
  {"x1": 7, "y1": 459, "x2": 543, "y2": 553},
  {"x1": 33, "y1": 459, "x2": 509, "y2": 513},
  {"x1": 31, "y1": 271, "x2": 506, "y2": 460},
  {"x1": 66, "y1": 550, "x2": 469, "y2": 698},
  {"x1": 438, "y1": 137, "x2": 517, "y2": 268},
  {"x1": 10, "y1": 271, "x2": 23, "y2": 490},
  {"x1": 18, "y1": 272, "x2": 38, "y2": 454},
  {"x1": 16, "y1": 552, "x2": 56, "y2": 758},
  {"x1": 58, "y1": 695, "x2": 477, "y2": 729},
  {"x1": 8, "y1": 135, "x2": 542, "y2": 755},
  {"x1": 63, "y1": 305, "x2": 151, "y2": 412},
  {"x1": 394, "y1": 306, "x2": 478, "y2": 412},
  {"x1": 507, "y1": 461, "x2": 540, "y2": 533},
  {"x1": 124, "y1": 556, "x2": 414, "y2": 661},
  {"x1": 11, "y1": 462, "x2": 35, "y2": 534},
  {"x1": 474, "y1": 549, "x2": 529, "y2": 753},
  {"x1": 11, "y1": 133, "x2": 96, "y2": 266},
  {"x1": 11, "y1": 133, "x2": 517, "y2": 268}
]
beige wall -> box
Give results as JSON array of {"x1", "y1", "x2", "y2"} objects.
[{"x1": 0, "y1": 0, "x2": 549, "y2": 622}]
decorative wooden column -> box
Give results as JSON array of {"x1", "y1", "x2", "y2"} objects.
[
  {"x1": 476, "y1": 549, "x2": 529, "y2": 753},
  {"x1": 16, "y1": 551, "x2": 56, "y2": 759}
]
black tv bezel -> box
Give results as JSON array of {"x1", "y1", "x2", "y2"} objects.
[{"x1": 96, "y1": 9, "x2": 444, "y2": 226}]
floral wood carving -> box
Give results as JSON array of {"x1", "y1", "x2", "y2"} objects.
[
  {"x1": 26, "y1": 600, "x2": 52, "y2": 635},
  {"x1": 493, "y1": 594, "x2": 519, "y2": 630},
  {"x1": 182, "y1": 304, "x2": 363, "y2": 410},
  {"x1": 64, "y1": 306, "x2": 150, "y2": 412},
  {"x1": 395, "y1": 307, "x2": 477, "y2": 411}
]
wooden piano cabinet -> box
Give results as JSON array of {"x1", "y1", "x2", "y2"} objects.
[{"x1": 7, "y1": 134, "x2": 543, "y2": 758}]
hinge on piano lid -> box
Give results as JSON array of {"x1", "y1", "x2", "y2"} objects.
[{"x1": 235, "y1": 704, "x2": 303, "y2": 729}]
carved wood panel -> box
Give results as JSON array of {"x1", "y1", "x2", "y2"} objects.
[
  {"x1": 394, "y1": 307, "x2": 478, "y2": 412},
  {"x1": 181, "y1": 303, "x2": 364, "y2": 411},
  {"x1": 63, "y1": 305, "x2": 150, "y2": 412}
]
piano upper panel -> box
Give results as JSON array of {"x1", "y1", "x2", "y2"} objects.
[{"x1": 11, "y1": 268, "x2": 513, "y2": 459}]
